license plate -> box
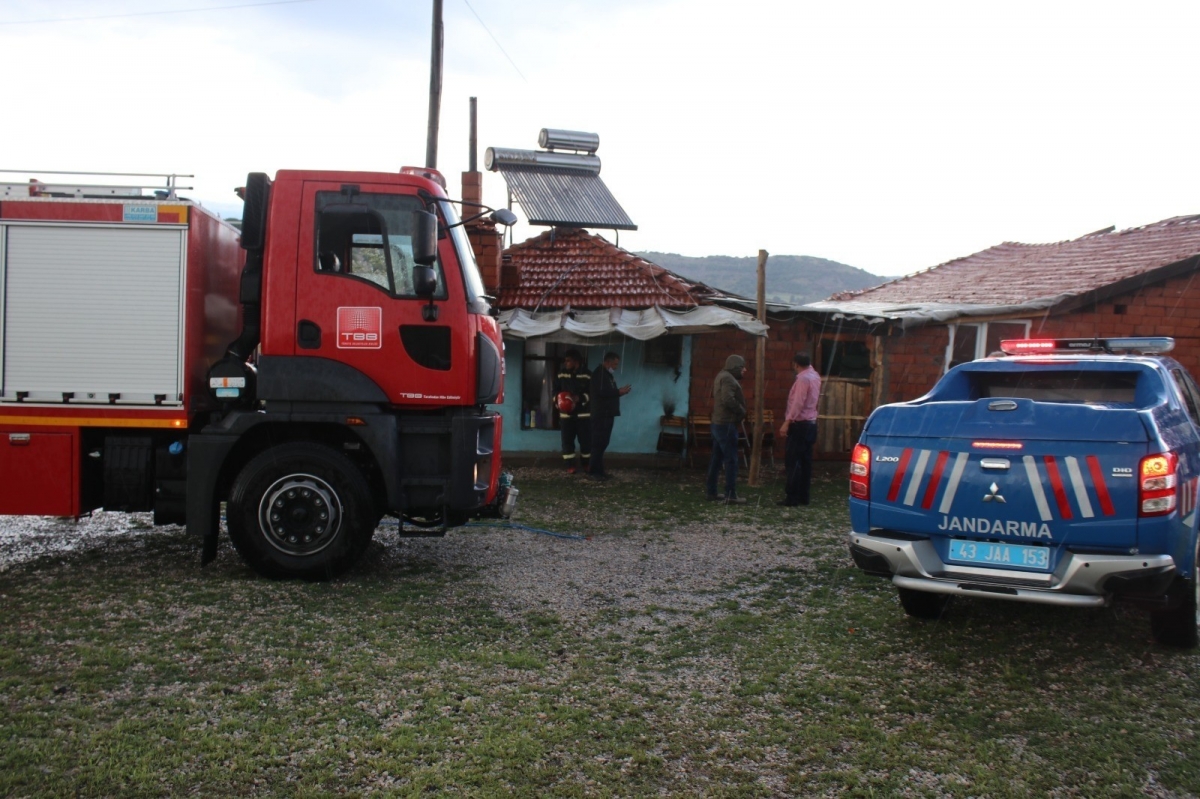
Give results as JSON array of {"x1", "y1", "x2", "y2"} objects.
[{"x1": 948, "y1": 539, "x2": 1051, "y2": 571}]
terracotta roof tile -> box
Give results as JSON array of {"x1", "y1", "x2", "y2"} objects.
[
  {"x1": 832, "y1": 215, "x2": 1200, "y2": 304},
  {"x1": 497, "y1": 227, "x2": 718, "y2": 309}
]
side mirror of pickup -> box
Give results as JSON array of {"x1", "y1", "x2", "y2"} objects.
[
  {"x1": 413, "y1": 264, "x2": 438, "y2": 298},
  {"x1": 413, "y1": 209, "x2": 438, "y2": 266}
]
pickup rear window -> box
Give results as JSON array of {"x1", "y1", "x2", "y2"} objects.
[{"x1": 971, "y1": 370, "x2": 1139, "y2": 403}]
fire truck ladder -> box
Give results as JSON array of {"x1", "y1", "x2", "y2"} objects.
[{"x1": 0, "y1": 169, "x2": 194, "y2": 200}]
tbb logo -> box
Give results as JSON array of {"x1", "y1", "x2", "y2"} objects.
[{"x1": 337, "y1": 306, "x2": 382, "y2": 350}]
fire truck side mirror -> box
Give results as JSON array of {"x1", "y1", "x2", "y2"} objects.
[
  {"x1": 413, "y1": 264, "x2": 438, "y2": 299},
  {"x1": 239, "y1": 172, "x2": 271, "y2": 251},
  {"x1": 491, "y1": 208, "x2": 518, "y2": 227},
  {"x1": 413, "y1": 210, "x2": 438, "y2": 266}
]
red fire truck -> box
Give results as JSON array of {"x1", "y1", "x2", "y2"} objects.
[{"x1": 0, "y1": 169, "x2": 516, "y2": 578}]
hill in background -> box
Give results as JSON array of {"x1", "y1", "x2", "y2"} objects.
[{"x1": 640, "y1": 252, "x2": 884, "y2": 306}]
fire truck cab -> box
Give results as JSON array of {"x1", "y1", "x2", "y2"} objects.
[{"x1": 0, "y1": 168, "x2": 514, "y2": 579}]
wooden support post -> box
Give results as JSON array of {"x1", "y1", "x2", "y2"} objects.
[{"x1": 748, "y1": 249, "x2": 768, "y2": 486}]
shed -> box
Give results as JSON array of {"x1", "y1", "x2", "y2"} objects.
[{"x1": 748, "y1": 215, "x2": 1200, "y2": 457}]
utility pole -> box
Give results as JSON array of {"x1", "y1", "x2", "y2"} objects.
[
  {"x1": 748, "y1": 249, "x2": 768, "y2": 486},
  {"x1": 468, "y1": 96, "x2": 478, "y2": 172},
  {"x1": 425, "y1": 0, "x2": 444, "y2": 169}
]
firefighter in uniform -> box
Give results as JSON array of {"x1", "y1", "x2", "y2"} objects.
[{"x1": 553, "y1": 349, "x2": 591, "y2": 473}]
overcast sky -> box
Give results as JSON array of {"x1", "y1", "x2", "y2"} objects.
[{"x1": 2, "y1": 0, "x2": 1198, "y2": 277}]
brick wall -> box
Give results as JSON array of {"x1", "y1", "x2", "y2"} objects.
[
  {"x1": 1027, "y1": 272, "x2": 1200, "y2": 375},
  {"x1": 876, "y1": 267, "x2": 1200, "y2": 403},
  {"x1": 688, "y1": 324, "x2": 814, "y2": 459},
  {"x1": 880, "y1": 326, "x2": 950, "y2": 402}
]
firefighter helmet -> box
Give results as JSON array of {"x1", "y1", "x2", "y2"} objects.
[{"x1": 555, "y1": 391, "x2": 576, "y2": 414}]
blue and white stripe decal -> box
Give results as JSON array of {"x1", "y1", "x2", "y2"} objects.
[
  {"x1": 903, "y1": 450, "x2": 931, "y2": 506},
  {"x1": 1064, "y1": 456, "x2": 1095, "y2": 519},
  {"x1": 1023, "y1": 456, "x2": 1054, "y2": 521}
]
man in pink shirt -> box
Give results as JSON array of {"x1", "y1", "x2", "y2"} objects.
[{"x1": 778, "y1": 353, "x2": 821, "y2": 506}]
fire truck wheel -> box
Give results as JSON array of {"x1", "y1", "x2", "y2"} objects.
[
  {"x1": 227, "y1": 443, "x2": 376, "y2": 580},
  {"x1": 1150, "y1": 538, "x2": 1200, "y2": 648},
  {"x1": 897, "y1": 587, "x2": 950, "y2": 619}
]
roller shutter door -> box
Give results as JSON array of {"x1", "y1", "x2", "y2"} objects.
[{"x1": 1, "y1": 224, "x2": 185, "y2": 404}]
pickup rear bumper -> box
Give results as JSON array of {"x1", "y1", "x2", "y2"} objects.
[{"x1": 849, "y1": 532, "x2": 1176, "y2": 608}]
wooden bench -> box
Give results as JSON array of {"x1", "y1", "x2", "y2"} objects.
[
  {"x1": 656, "y1": 415, "x2": 688, "y2": 466},
  {"x1": 687, "y1": 415, "x2": 712, "y2": 468}
]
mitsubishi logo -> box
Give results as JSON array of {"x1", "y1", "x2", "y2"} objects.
[{"x1": 983, "y1": 482, "x2": 1006, "y2": 503}]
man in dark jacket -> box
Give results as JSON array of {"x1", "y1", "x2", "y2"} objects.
[
  {"x1": 707, "y1": 354, "x2": 748, "y2": 504},
  {"x1": 553, "y1": 349, "x2": 591, "y2": 473},
  {"x1": 587, "y1": 352, "x2": 630, "y2": 480}
]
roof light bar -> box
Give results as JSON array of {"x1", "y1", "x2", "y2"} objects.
[{"x1": 999, "y1": 337, "x2": 1175, "y2": 355}]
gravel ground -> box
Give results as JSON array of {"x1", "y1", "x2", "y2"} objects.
[
  {"x1": 0, "y1": 466, "x2": 830, "y2": 631},
  {"x1": 372, "y1": 517, "x2": 815, "y2": 628},
  {"x1": 0, "y1": 511, "x2": 176, "y2": 573}
]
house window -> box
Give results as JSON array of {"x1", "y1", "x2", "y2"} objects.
[
  {"x1": 821, "y1": 339, "x2": 872, "y2": 379},
  {"x1": 643, "y1": 336, "x2": 682, "y2": 368},
  {"x1": 521, "y1": 340, "x2": 582, "y2": 430},
  {"x1": 946, "y1": 321, "x2": 1030, "y2": 371}
]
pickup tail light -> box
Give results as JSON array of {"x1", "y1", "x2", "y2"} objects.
[
  {"x1": 850, "y1": 444, "x2": 871, "y2": 499},
  {"x1": 1139, "y1": 452, "x2": 1178, "y2": 517}
]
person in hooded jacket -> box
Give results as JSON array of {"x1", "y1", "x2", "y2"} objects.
[{"x1": 707, "y1": 354, "x2": 748, "y2": 504}]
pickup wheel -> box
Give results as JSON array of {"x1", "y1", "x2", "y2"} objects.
[
  {"x1": 1150, "y1": 539, "x2": 1199, "y2": 648},
  {"x1": 227, "y1": 443, "x2": 376, "y2": 580},
  {"x1": 897, "y1": 587, "x2": 950, "y2": 619}
]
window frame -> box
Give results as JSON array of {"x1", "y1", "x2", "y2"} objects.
[
  {"x1": 312, "y1": 191, "x2": 448, "y2": 300},
  {"x1": 945, "y1": 320, "x2": 1031, "y2": 372},
  {"x1": 521, "y1": 340, "x2": 584, "y2": 431}
]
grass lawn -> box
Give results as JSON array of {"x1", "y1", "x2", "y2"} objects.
[{"x1": 1, "y1": 464, "x2": 1198, "y2": 797}]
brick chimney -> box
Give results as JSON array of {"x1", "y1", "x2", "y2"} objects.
[{"x1": 461, "y1": 170, "x2": 503, "y2": 295}]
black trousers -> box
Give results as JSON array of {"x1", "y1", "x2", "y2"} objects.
[
  {"x1": 560, "y1": 414, "x2": 591, "y2": 465},
  {"x1": 785, "y1": 421, "x2": 818, "y2": 504},
  {"x1": 589, "y1": 415, "x2": 614, "y2": 475}
]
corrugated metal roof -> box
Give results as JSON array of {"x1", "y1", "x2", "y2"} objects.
[{"x1": 498, "y1": 167, "x2": 636, "y2": 230}]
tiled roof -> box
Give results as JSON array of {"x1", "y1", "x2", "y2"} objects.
[
  {"x1": 832, "y1": 215, "x2": 1200, "y2": 305},
  {"x1": 497, "y1": 227, "x2": 718, "y2": 310}
]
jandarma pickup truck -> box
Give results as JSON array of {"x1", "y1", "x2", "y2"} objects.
[{"x1": 848, "y1": 337, "x2": 1200, "y2": 647}]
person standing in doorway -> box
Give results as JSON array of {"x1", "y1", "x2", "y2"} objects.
[
  {"x1": 553, "y1": 349, "x2": 591, "y2": 474},
  {"x1": 778, "y1": 352, "x2": 821, "y2": 506},
  {"x1": 707, "y1": 354, "x2": 748, "y2": 505},
  {"x1": 588, "y1": 352, "x2": 631, "y2": 480}
]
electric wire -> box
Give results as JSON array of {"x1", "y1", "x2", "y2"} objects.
[{"x1": 460, "y1": 0, "x2": 527, "y2": 82}]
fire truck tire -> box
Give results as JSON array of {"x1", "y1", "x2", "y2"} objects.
[
  {"x1": 1150, "y1": 539, "x2": 1199, "y2": 648},
  {"x1": 897, "y1": 587, "x2": 950, "y2": 619},
  {"x1": 227, "y1": 443, "x2": 376, "y2": 580}
]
